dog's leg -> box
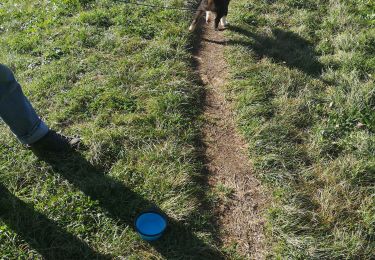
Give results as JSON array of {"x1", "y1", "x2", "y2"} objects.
[
  {"x1": 214, "y1": 10, "x2": 224, "y2": 30},
  {"x1": 189, "y1": 9, "x2": 205, "y2": 32},
  {"x1": 206, "y1": 11, "x2": 212, "y2": 23},
  {"x1": 220, "y1": 16, "x2": 228, "y2": 27},
  {"x1": 220, "y1": 5, "x2": 229, "y2": 27}
]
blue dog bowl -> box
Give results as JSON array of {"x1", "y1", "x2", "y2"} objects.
[{"x1": 135, "y1": 211, "x2": 168, "y2": 241}]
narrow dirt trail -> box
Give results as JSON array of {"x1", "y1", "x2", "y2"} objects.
[{"x1": 194, "y1": 24, "x2": 267, "y2": 259}]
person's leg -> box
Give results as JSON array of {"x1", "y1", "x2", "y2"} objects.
[
  {"x1": 0, "y1": 64, "x2": 49, "y2": 144},
  {"x1": 0, "y1": 64, "x2": 80, "y2": 152}
]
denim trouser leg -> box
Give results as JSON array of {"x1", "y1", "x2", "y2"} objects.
[{"x1": 0, "y1": 64, "x2": 49, "y2": 144}]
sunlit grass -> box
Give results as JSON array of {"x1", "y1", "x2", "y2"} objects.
[
  {"x1": 226, "y1": 0, "x2": 374, "y2": 258},
  {"x1": 0, "y1": 0, "x2": 222, "y2": 258}
]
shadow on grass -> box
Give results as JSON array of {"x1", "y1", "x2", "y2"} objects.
[
  {"x1": 204, "y1": 25, "x2": 323, "y2": 77},
  {"x1": 0, "y1": 11, "x2": 223, "y2": 260},
  {"x1": 30, "y1": 150, "x2": 224, "y2": 259},
  {"x1": 0, "y1": 183, "x2": 110, "y2": 260}
]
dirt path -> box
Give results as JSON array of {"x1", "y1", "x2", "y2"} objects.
[{"x1": 194, "y1": 24, "x2": 267, "y2": 259}]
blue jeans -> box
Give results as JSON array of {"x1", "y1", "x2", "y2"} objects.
[{"x1": 0, "y1": 64, "x2": 49, "y2": 144}]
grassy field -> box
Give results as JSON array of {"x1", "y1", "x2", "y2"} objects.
[
  {"x1": 1, "y1": 0, "x2": 374, "y2": 259},
  {"x1": 0, "y1": 0, "x2": 224, "y2": 258},
  {"x1": 226, "y1": 0, "x2": 374, "y2": 258}
]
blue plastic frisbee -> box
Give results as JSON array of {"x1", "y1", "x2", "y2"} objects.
[{"x1": 135, "y1": 211, "x2": 168, "y2": 241}]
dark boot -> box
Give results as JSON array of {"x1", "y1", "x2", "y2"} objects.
[{"x1": 28, "y1": 130, "x2": 80, "y2": 154}]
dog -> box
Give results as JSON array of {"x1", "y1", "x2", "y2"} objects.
[{"x1": 189, "y1": 0, "x2": 231, "y2": 32}]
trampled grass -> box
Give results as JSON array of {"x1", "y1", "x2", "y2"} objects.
[
  {"x1": 0, "y1": 0, "x2": 222, "y2": 258},
  {"x1": 225, "y1": 0, "x2": 374, "y2": 258}
]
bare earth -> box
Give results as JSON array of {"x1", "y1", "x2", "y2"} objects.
[{"x1": 194, "y1": 24, "x2": 267, "y2": 259}]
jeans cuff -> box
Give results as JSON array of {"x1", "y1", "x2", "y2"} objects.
[{"x1": 18, "y1": 119, "x2": 49, "y2": 144}]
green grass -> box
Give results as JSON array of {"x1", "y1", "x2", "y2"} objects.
[
  {"x1": 2, "y1": 0, "x2": 374, "y2": 258},
  {"x1": 225, "y1": 0, "x2": 374, "y2": 258},
  {"x1": 0, "y1": 0, "x2": 223, "y2": 258}
]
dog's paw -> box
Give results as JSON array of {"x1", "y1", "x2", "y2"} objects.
[{"x1": 221, "y1": 23, "x2": 230, "y2": 30}]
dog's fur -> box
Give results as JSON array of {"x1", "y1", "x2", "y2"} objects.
[{"x1": 189, "y1": 0, "x2": 231, "y2": 32}]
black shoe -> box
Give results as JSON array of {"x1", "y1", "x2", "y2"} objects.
[{"x1": 28, "y1": 130, "x2": 81, "y2": 154}]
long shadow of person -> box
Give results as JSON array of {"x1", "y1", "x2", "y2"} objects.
[
  {"x1": 0, "y1": 183, "x2": 110, "y2": 259},
  {"x1": 205, "y1": 25, "x2": 323, "y2": 77},
  {"x1": 33, "y1": 150, "x2": 224, "y2": 259}
]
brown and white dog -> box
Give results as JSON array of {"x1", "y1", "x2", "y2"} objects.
[{"x1": 189, "y1": 0, "x2": 231, "y2": 32}]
